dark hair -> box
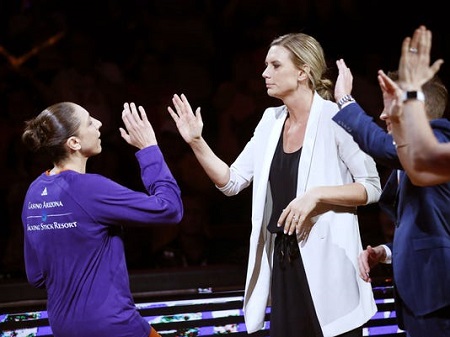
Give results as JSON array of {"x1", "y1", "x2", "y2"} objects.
[
  {"x1": 22, "y1": 102, "x2": 81, "y2": 164},
  {"x1": 270, "y1": 33, "x2": 334, "y2": 100},
  {"x1": 388, "y1": 71, "x2": 448, "y2": 119}
]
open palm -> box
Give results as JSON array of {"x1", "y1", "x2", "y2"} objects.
[{"x1": 167, "y1": 93, "x2": 203, "y2": 144}]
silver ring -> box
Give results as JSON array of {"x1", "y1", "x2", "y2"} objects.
[
  {"x1": 293, "y1": 216, "x2": 299, "y2": 222},
  {"x1": 409, "y1": 47, "x2": 418, "y2": 53}
]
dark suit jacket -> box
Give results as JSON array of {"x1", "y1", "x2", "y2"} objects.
[{"x1": 333, "y1": 102, "x2": 450, "y2": 316}]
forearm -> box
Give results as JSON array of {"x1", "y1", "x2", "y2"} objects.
[
  {"x1": 310, "y1": 182, "x2": 368, "y2": 208},
  {"x1": 391, "y1": 25, "x2": 448, "y2": 178},
  {"x1": 392, "y1": 101, "x2": 450, "y2": 184},
  {"x1": 401, "y1": 103, "x2": 450, "y2": 172},
  {"x1": 189, "y1": 136, "x2": 230, "y2": 187},
  {"x1": 390, "y1": 100, "x2": 427, "y2": 178},
  {"x1": 393, "y1": 100, "x2": 436, "y2": 164}
]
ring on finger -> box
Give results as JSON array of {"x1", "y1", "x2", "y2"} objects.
[{"x1": 409, "y1": 47, "x2": 418, "y2": 53}]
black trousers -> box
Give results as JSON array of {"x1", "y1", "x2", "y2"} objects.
[
  {"x1": 335, "y1": 326, "x2": 362, "y2": 337},
  {"x1": 269, "y1": 233, "x2": 323, "y2": 337},
  {"x1": 270, "y1": 233, "x2": 364, "y2": 337}
]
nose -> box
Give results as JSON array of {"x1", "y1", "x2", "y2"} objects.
[
  {"x1": 262, "y1": 67, "x2": 269, "y2": 78},
  {"x1": 379, "y1": 111, "x2": 388, "y2": 121},
  {"x1": 94, "y1": 118, "x2": 102, "y2": 129}
]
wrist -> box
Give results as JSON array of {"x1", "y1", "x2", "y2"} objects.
[
  {"x1": 397, "y1": 80, "x2": 422, "y2": 92},
  {"x1": 188, "y1": 136, "x2": 205, "y2": 148},
  {"x1": 379, "y1": 244, "x2": 392, "y2": 264},
  {"x1": 398, "y1": 83, "x2": 422, "y2": 91},
  {"x1": 337, "y1": 94, "x2": 355, "y2": 109},
  {"x1": 401, "y1": 90, "x2": 425, "y2": 103},
  {"x1": 393, "y1": 141, "x2": 408, "y2": 149}
]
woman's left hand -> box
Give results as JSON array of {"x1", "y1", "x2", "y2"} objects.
[{"x1": 277, "y1": 190, "x2": 320, "y2": 242}]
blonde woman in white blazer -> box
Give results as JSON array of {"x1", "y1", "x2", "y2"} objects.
[{"x1": 168, "y1": 33, "x2": 382, "y2": 337}]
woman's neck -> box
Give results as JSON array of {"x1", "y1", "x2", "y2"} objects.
[
  {"x1": 284, "y1": 89, "x2": 314, "y2": 119},
  {"x1": 49, "y1": 162, "x2": 86, "y2": 175}
]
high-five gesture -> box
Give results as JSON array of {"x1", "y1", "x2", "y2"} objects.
[
  {"x1": 120, "y1": 102, "x2": 157, "y2": 149},
  {"x1": 167, "y1": 93, "x2": 230, "y2": 187},
  {"x1": 397, "y1": 25, "x2": 444, "y2": 91},
  {"x1": 167, "y1": 94, "x2": 203, "y2": 145}
]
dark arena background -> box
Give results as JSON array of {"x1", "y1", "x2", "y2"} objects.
[{"x1": 0, "y1": 1, "x2": 448, "y2": 336}]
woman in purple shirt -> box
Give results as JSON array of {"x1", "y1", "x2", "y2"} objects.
[{"x1": 21, "y1": 102, "x2": 183, "y2": 337}]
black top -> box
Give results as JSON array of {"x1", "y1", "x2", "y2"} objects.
[
  {"x1": 266, "y1": 125, "x2": 324, "y2": 337},
  {"x1": 267, "y1": 130, "x2": 302, "y2": 233}
]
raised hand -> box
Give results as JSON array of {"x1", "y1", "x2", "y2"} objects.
[
  {"x1": 119, "y1": 102, "x2": 157, "y2": 149},
  {"x1": 398, "y1": 25, "x2": 444, "y2": 90},
  {"x1": 334, "y1": 58, "x2": 353, "y2": 102},
  {"x1": 167, "y1": 94, "x2": 203, "y2": 144},
  {"x1": 377, "y1": 70, "x2": 403, "y2": 122}
]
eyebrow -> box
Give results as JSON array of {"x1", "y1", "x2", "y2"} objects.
[{"x1": 83, "y1": 113, "x2": 92, "y2": 125}]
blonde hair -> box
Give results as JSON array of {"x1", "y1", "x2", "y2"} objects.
[{"x1": 270, "y1": 33, "x2": 334, "y2": 100}]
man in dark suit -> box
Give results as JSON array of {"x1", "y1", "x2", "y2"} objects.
[{"x1": 332, "y1": 58, "x2": 450, "y2": 337}]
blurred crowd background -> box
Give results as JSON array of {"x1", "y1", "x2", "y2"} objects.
[{"x1": 0, "y1": 0, "x2": 448, "y2": 281}]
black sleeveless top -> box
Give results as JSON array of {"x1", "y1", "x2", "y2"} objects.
[{"x1": 267, "y1": 130, "x2": 302, "y2": 233}]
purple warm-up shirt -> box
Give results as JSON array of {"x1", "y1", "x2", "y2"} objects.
[{"x1": 21, "y1": 145, "x2": 183, "y2": 337}]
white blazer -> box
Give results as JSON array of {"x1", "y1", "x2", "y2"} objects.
[{"x1": 218, "y1": 93, "x2": 381, "y2": 336}]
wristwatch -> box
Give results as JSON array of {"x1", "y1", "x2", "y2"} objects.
[
  {"x1": 401, "y1": 91, "x2": 425, "y2": 102},
  {"x1": 337, "y1": 94, "x2": 355, "y2": 109}
]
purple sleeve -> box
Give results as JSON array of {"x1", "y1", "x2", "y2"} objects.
[
  {"x1": 74, "y1": 145, "x2": 183, "y2": 226},
  {"x1": 23, "y1": 233, "x2": 46, "y2": 288}
]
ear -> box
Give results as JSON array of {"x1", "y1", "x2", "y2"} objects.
[
  {"x1": 298, "y1": 65, "x2": 310, "y2": 81},
  {"x1": 66, "y1": 136, "x2": 81, "y2": 151}
]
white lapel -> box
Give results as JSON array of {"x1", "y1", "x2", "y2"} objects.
[
  {"x1": 255, "y1": 106, "x2": 288, "y2": 197},
  {"x1": 297, "y1": 92, "x2": 324, "y2": 193}
]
